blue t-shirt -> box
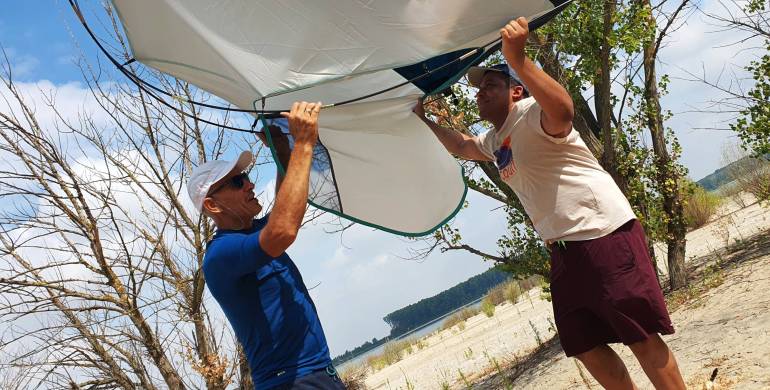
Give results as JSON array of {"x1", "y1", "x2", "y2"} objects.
[{"x1": 203, "y1": 216, "x2": 331, "y2": 389}]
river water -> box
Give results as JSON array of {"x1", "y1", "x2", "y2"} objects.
[{"x1": 336, "y1": 297, "x2": 485, "y2": 371}]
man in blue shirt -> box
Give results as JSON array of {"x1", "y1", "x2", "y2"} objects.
[{"x1": 187, "y1": 102, "x2": 345, "y2": 389}]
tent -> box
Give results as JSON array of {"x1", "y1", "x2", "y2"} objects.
[{"x1": 107, "y1": 0, "x2": 569, "y2": 235}]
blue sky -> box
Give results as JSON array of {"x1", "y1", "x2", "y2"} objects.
[
  {"x1": 0, "y1": 1, "x2": 92, "y2": 83},
  {"x1": 0, "y1": 0, "x2": 759, "y2": 357}
]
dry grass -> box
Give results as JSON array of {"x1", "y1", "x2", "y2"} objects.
[
  {"x1": 721, "y1": 143, "x2": 770, "y2": 203},
  {"x1": 485, "y1": 283, "x2": 507, "y2": 306},
  {"x1": 366, "y1": 339, "x2": 414, "y2": 371},
  {"x1": 731, "y1": 161, "x2": 770, "y2": 203},
  {"x1": 685, "y1": 185, "x2": 723, "y2": 230},
  {"x1": 518, "y1": 275, "x2": 544, "y2": 291},
  {"x1": 666, "y1": 262, "x2": 727, "y2": 312},
  {"x1": 471, "y1": 336, "x2": 563, "y2": 389},
  {"x1": 504, "y1": 281, "x2": 523, "y2": 304},
  {"x1": 480, "y1": 297, "x2": 496, "y2": 317},
  {"x1": 440, "y1": 307, "x2": 481, "y2": 332},
  {"x1": 685, "y1": 367, "x2": 736, "y2": 390},
  {"x1": 339, "y1": 363, "x2": 369, "y2": 390}
]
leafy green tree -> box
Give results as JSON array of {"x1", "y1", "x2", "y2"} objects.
[
  {"x1": 413, "y1": 0, "x2": 694, "y2": 290},
  {"x1": 725, "y1": 0, "x2": 770, "y2": 156},
  {"x1": 637, "y1": 0, "x2": 693, "y2": 289}
]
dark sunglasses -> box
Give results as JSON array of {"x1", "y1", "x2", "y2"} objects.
[{"x1": 208, "y1": 172, "x2": 250, "y2": 196}]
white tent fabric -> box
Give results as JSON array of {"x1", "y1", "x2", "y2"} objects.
[{"x1": 111, "y1": 0, "x2": 564, "y2": 235}]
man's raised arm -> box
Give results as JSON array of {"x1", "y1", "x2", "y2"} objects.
[
  {"x1": 501, "y1": 17, "x2": 575, "y2": 138},
  {"x1": 259, "y1": 102, "x2": 321, "y2": 257},
  {"x1": 413, "y1": 99, "x2": 493, "y2": 162}
]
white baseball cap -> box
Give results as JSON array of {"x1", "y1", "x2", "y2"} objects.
[
  {"x1": 466, "y1": 63, "x2": 529, "y2": 95},
  {"x1": 187, "y1": 151, "x2": 254, "y2": 212}
]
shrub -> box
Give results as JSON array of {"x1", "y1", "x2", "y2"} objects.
[
  {"x1": 684, "y1": 184, "x2": 722, "y2": 229},
  {"x1": 504, "y1": 280, "x2": 522, "y2": 304},
  {"x1": 486, "y1": 283, "x2": 507, "y2": 306},
  {"x1": 481, "y1": 297, "x2": 496, "y2": 317},
  {"x1": 722, "y1": 143, "x2": 770, "y2": 203},
  {"x1": 518, "y1": 274, "x2": 543, "y2": 291},
  {"x1": 339, "y1": 364, "x2": 368, "y2": 390},
  {"x1": 366, "y1": 339, "x2": 411, "y2": 371},
  {"x1": 440, "y1": 307, "x2": 479, "y2": 331}
]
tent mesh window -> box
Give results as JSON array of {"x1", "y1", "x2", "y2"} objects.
[{"x1": 262, "y1": 118, "x2": 342, "y2": 214}]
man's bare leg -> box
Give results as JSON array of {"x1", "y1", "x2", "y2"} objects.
[
  {"x1": 576, "y1": 344, "x2": 638, "y2": 390},
  {"x1": 628, "y1": 334, "x2": 686, "y2": 390}
]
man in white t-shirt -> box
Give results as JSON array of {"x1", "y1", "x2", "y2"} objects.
[{"x1": 415, "y1": 18, "x2": 685, "y2": 389}]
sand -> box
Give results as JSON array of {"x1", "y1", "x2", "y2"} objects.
[
  {"x1": 362, "y1": 287, "x2": 557, "y2": 389},
  {"x1": 358, "y1": 194, "x2": 770, "y2": 389}
]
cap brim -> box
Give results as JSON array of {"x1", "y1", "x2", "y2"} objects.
[
  {"x1": 207, "y1": 151, "x2": 254, "y2": 195},
  {"x1": 466, "y1": 66, "x2": 505, "y2": 88},
  {"x1": 466, "y1": 66, "x2": 485, "y2": 88},
  {"x1": 234, "y1": 150, "x2": 253, "y2": 172}
]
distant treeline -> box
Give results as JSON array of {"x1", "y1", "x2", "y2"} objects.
[
  {"x1": 332, "y1": 336, "x2": 388, "y2": 366},
  {"x1": 383, "y1": 267, "x2": 510, "y2": 337},
  {"x1": 698, "y1": 162, "x2": 737, "y2": 191},
  {"x1": 331, "y1": 266, "x2": 509, "y2": 365},
  {"x1": 697, "y1": 154, "x2": 770, "y2": 191}
]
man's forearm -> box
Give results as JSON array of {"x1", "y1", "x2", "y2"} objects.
[
  {"x1": 420, "y1": 116, "x2": 467, "y2": 156},
  {"x1": 270, "y1": 143, "x2": 313, "y2": 232}
]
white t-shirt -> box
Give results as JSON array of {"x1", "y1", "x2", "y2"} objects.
[{"x1": 474, "y1": 97, "x2": 636, "y2": 242}]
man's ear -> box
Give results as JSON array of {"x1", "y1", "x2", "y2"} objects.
[
  {"x1": 511, "y1": 85, "x2": 526, "y2": 101},
  {"x1": 202, "y1": 197, "x2": 222, "y2": 215}
]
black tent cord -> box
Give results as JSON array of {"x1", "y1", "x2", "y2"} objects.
[{"x1": 69, "y1": 0, "x2": 571, "y2": 130}]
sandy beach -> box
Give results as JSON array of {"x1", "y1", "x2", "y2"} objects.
[{"x1": 356, "y1": 194, "x2": 770, "y2": 389}]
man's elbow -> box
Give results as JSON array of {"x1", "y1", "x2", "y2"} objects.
[
  {"x1": 447, "y1": 142, "x2": 466, "y2": 159},
  {"x1": 260, "y1": 226, "x2": 298, "y2": 257},
  {"x1": 560, "y1": 99, "x2": 575, "y2": 124}
]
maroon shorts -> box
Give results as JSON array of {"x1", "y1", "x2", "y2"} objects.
[{"x1": 549, "y1": 219, "x2": 675, "y2": 357}]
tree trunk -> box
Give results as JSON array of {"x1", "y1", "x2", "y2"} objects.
[
  {"x1": 596, "y1": 0, "x2": 624, "y2": 190},
  {"x1": 640, "y1": 0, "x2": 688, "y2": 289},
  {"x1": 667, "y1": 239, "x2": 687, "y2": 289}
]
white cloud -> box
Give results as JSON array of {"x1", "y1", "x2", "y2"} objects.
[
  {"x1": 286, "y1": 188, "x2": 506, "y2": 356},
  {"x1": 0, "y1": 77, "x2": 240, "y2": 385},
  {"x1": 3, "y1": 48, "x2": 39, "y2": 79},
  {"x1": 56, "y1": 54, "x2": 77, "y2": 66},
  {"x1": 0, "y1": 79, "x2": 113, "y2": 138},
  {"x1": 322, "y1": 246, "x2": 356, "y2": 269},
  {"x1": 581, "y1": 0, "x2": 757, "y2": 181},
  {"x1": 656, "y1": 0, "x2": 760, "y2": 180}
]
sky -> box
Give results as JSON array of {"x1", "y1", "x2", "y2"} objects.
[{"x1": 0, "y1": 0, "x2": 761, "y2": 358}]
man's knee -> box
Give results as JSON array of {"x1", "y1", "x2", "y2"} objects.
[
  {"x1": 575, "y1": 349, "x2": 598, "y2": 364},
  {"x1": 628, "y1": 334, "x2": 668, "y2": 360},
  {"x1": 575, "y1": 345, "x2": 613, "y2": 366},
  {"x1": 575, "y1": 345, "x2": 632, "y2": 382}
]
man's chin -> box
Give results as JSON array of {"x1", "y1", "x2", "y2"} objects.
[{"x1": 477, "y1": 105, "x2": 490, "y2": 118}]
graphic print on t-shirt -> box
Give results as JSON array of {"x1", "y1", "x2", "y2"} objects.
[{"x1": 494, "y1": 136, "x2": 516, "y2": 180}]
